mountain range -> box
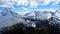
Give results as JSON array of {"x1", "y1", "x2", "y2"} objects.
[{"x1": 0, "y1": 7, "x2": 60, "y2": 32}]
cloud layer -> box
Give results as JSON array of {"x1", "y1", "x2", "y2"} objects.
[
  {"x1": 52, "y1": 0, "x2": 60, "y2": 6},
  {"x1": 0, "y1": 0, "x2": 60, "y2": 7}
]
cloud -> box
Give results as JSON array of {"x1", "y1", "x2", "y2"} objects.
[
  {"x1": 0, "y1": 0, "x2": 15, "y2": 7},
  {"x1": 52, "y1": 0, "x2": 60, "y2": 6},
  {"x1": 36, "y1": 0, "x2": 51, "y2": 5},
  {"x1": 29, "y1": 2, "x2": 38, "y2": 7},
  {"x1": 36, "y1": 8, "x2": 59, "y2": 12},
  {"x1": 0, "y1": 0, "x2": 52, "y2": 7},
  {"x1": 0, "y1": 0, "x2": 29, "y2": 7},
  {"x1": 13, "y1": 0, "x2": 29, "y2": 6},
  {"x1": 0, "y1": 0, "x2": 60, "y2": 8},
  {"x1": 28, "y1": 0, "x2": 52, "y2": 7},
  {"x1": 17, "y1": 11, "x2": 29, "y2": 15},
  {"x1": 17, "y1": 7, "x2": 29, "y2": 15},
  {"x1": 19, "y1": 7, "x2": 27, "y2": 11}
]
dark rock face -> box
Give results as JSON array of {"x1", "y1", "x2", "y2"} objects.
[
  {"x1": 49, "y1": 17, "x2": 60, "y2": 34},
  {"x1": 36, "y1": 20, "x2": 49, "y2": 28}
]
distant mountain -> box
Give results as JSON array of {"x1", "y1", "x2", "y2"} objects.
[
  {"x1": 49, "y1": 9, "x2": 60, "y2": 32},
  {"x1": 25, "y1": 11, "x2": 52, "y2": 20},
  {"x1": 49, "y1": 9, "x2": 60, "y2": 25},
  {"x1": 52, "y1": 9, "x2": 60, "y2": 20},
  {"x1": 0, "y1": 8, "x2": 60, "y2": 33},
  {"x1": 0, "y1": 7, "x2": 36, "y2": 32},
  {"x1": 25, "y1": 9, "x2": 60, "y2": 28},
  {"x1": 24, "y1": 11, "x2": 52, "y2": 28},
  {"x1": 0, "y1": 7, "x2": 25, "y2": 29}
]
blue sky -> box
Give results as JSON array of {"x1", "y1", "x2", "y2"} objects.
[{"x1": 0, "y1": 0, "x2": 60, "y2": 15}]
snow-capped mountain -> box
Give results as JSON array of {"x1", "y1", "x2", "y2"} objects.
[
  {"x1": 0, "y1": 7, "x2": 25, "y2": 29},
  {"x1": 48, "y1": 9, "x2": 60, "y2": 32},
  {"x1": 25, "y1": 11, "x2": 52, "y2": 20},
  {"x1": 49, "y1": 9, "x2": 60, "y2": 25},
  {"x1": 52, "y1": 9, "x2": 60, "y2": 20},
  {"x1": 24, "y1": 9, "x2": 60, "y2": 28},
  {"x1": 24, "y1": 11, "x2": 52, "y2": 28},
  {"x1": 0, "y1": 7, "x2": 36, "y2": 32},
  {"x1": 0, "y1": 7, "x2": 60, "y2": 33}
]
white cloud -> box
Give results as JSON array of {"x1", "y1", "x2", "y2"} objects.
[
  {"x1": 36, "y1": 0, "x2": 51, "y2": 5},
  {"x1": 0, "y1": 0, "x2": 60, "y2": 8},
  {"x1": 17, "y1": 7, "x2": 29, "y2": 15},
  {"x1": 19, "y1": 7, "x2": 27, "y2": 11},
  {"x1": 52, "y1": 0, "x2": 60, "y2": 6},
  {"x1": 0, "y1": 0, "x2": 29, "y2": 7},
  {"x1": 0, "y1": 0, "x2": 52, "y2": 7},
  {"x1": 28, "y1": 0, "x2": 52, "y2": 7},
  {"x1": 17, "y1": 11, "x2": 29, "y2": 15},
  {"x1": 0, "y1": 0, "x2": 15, "y2": 7},
  {"x1": 14, "y1": 0, "x2": 29, "y2": 6},
  {"x1": 30, "y1": 2, "x2": 38, "y2": 7},
  {"x1": 36, "y1": 8, "x2": 59, "y2": 12}
]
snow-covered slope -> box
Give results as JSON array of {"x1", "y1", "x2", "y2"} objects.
[
  {"x1": 0, "y1": 7, "x2": 36, "y2": 31},
  {"x1": 25, "y1": 11, "x2": 52, "y2": 20},
  {"x1": 53, "y1": 9, "x2": 60, "y2": 20},
  {"x1": 48, "y1": 9, "x2": 60, "y2": 32},
  {"x1": 49, "y1": 9, "x2": 60, "y2": 25},
  {"x1": 0, "y1": 7, "x2": 60, "y2": 32},
  {"x1": 24, "y1": 11, "x2": 52, "y2": 28},
  {"x1": 0, "y1": 7, "x2": 25, "y2": 29}
]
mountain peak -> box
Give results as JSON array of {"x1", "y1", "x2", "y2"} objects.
[
  {"x1": 25, "y1": 11, "x2": 52, "y2": 20},
  {"x1": 0, "y1": 7, "x2": 17, "y2": 16},
  {"x1": 0, "y1": 7, "x2": 22, "y2": 28}
]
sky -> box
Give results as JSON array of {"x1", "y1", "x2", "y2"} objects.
[{"x1": 0, "y1": 0, "x2": 60, "y2": 15}]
